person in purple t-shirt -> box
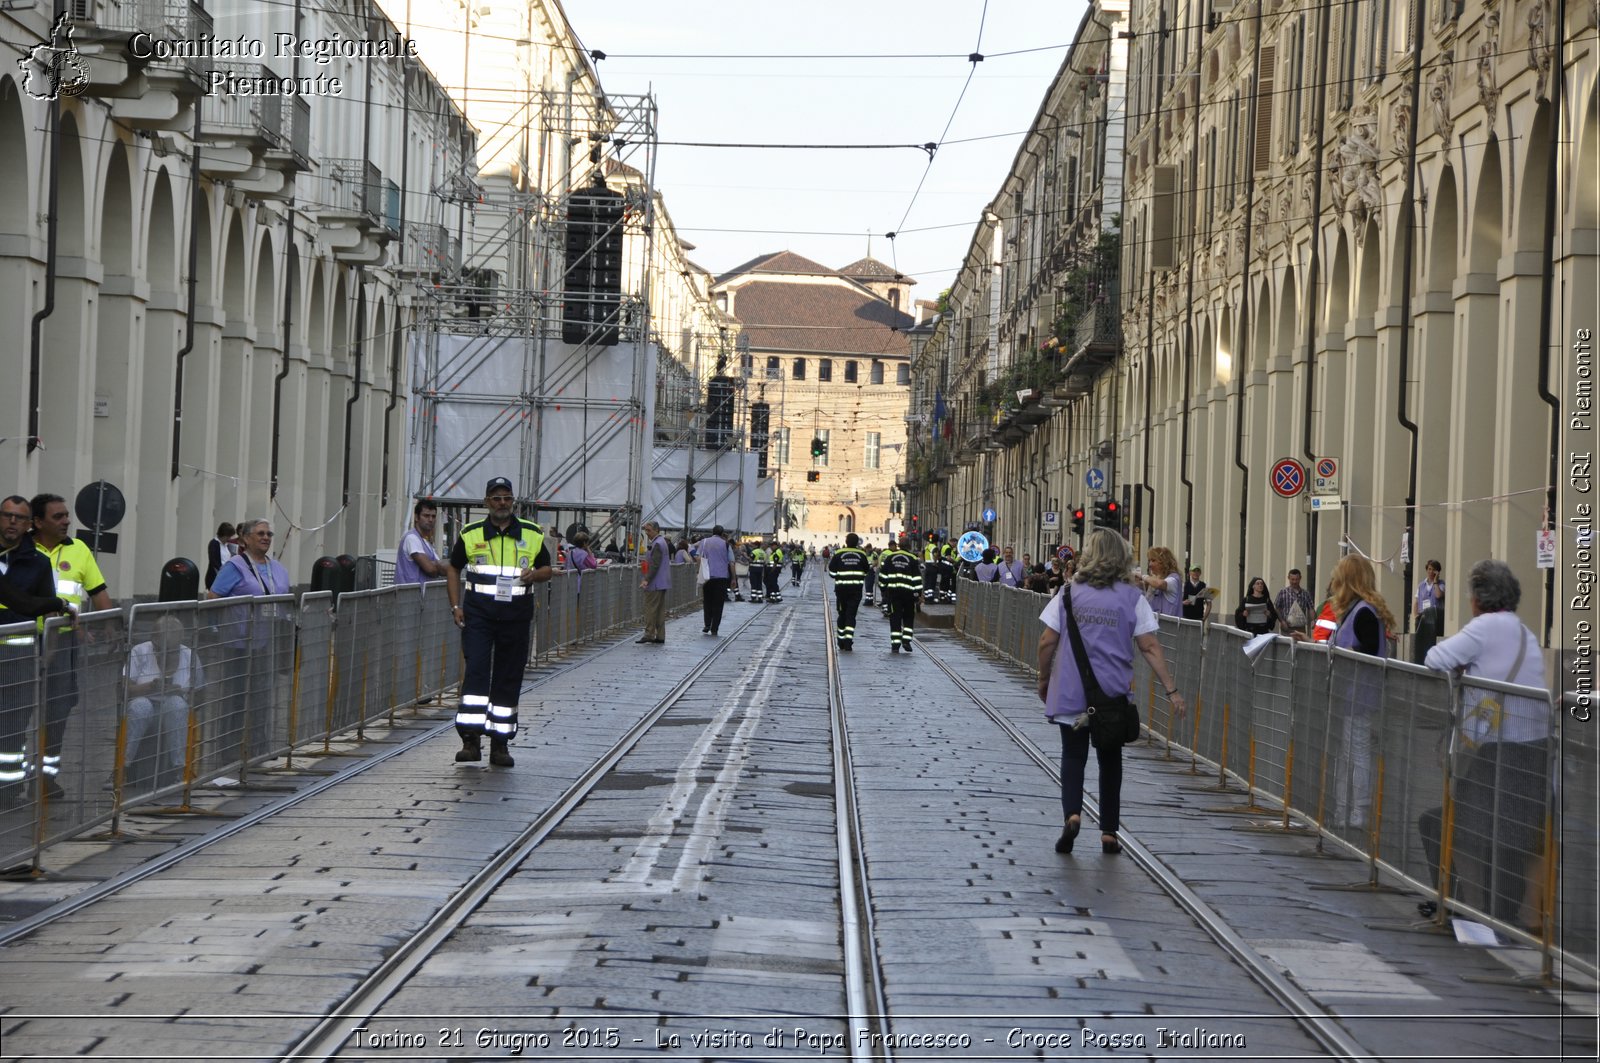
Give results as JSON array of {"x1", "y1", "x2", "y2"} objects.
[
  {"x1": 693, "y1": 525, "x2": 734, "y2": 636},
  {"x1": 395, "y1": 501, "x2": 446, "y2": 586},
  {"x1": 1035, "y1": 530, "x2": 1185, "y2": 857},
  {"x1": 638, "y1": 521, "x2": 672, "y2": 644}
]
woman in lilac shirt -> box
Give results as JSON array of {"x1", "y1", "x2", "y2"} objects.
[{"x1": 1137, "y1": 546, "x2": 1183, "y2": 618}]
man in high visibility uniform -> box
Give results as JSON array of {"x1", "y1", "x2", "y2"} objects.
[
  {"x1": 879, "y1": 539, "x2": 922, "y2": 653},
  {"x1": 748, "y1": 542, "x2": 766, "y2": 603},
  {"x1": 922, "y1": 534, "x2": 941, "y2": 601},
  {"x1": 827, "y1": 533, "x2": 869, "y2": 651},
  {"x1": 763, "y1": 540, "x2": 784, "y2": 602},
  {"x1": 445, "y1": 477, "x2": 553, "y2": 768},
  {"x1": 31, "y1": 493, "x2": 113, "y2": 797},
  {"x1": 862, "y1": 545, "x2": 879, "y2": 606},
  {"x1": 0, "y1": 496, "x2": 68, "y2": 801}
]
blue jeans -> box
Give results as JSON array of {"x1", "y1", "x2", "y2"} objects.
[{"x1": 1059, "y1": 721, "x2": 1123, "y2": 833}]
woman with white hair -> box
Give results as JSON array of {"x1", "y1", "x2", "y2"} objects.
[{"x1": 1419, "y1": 559, "x2": 1551, "y2": 923}]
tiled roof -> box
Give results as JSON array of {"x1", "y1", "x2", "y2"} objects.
[
  {"x1": 716, "y1": 250, "x2": 836, "y2": 283},
  {"x1": 838, "y1": 256, "x2": 916, "y2": 284},
  {"x1": 731, "y1": 281, "x2": 913, "y2": 357}
]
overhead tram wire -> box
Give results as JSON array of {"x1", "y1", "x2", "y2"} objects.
[{"x1": 883, "y1": 0, "x2": 993, "y2": 281}]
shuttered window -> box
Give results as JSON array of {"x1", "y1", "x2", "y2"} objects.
[{"x1": 1252, "y1": 44, "x2": 1277, "y2": 173}]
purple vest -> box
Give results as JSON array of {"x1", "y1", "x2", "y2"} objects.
[
  {"x1": 220, "y1": 553, "x2": 291, "y2": 647},
  {"x1": 1045, "y1": 582, "x2": 1143, "y2": 721},
  {"x1": 1333, "y1": 599, "x2": 1386, "y2": 714},
  {"x1": 646, "y1": 536, "x2": 672, "y2": 590},
  {"x1": 696, "y1": 535, "x2": 733, "y2": 580},
  {"x1": 1147, "y1": 573, "x2": 1183, "y2": 617}
]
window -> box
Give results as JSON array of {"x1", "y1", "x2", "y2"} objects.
[
  {"x1": 865, "y1": 432, "x2": 881, "y2": 470},
  {"x1": 870, "y1": 360, "x2": 885, "y2": 385},
  {"x1": 766, "y1": 356, "x2": 781, "y2": 380},
  {"x1": 838, "y1": 513, "x2": 854, "y2": 533},
  {"x1": 889, "y1": 290, "x2": 900, "y2": 310},
  {"x1": 774, "y1": 428, "x2": 790, "y2": 465},
  {"x1": 818, "y1": 359, "x2": 833, "y2": 382},
  {"x1": 816, "y1": 428, "x2": 830, "y2": 466},
  {"x1": 740, "y1": 351, "x2": 753, "y2": 377},
  {"x1": 793, "y1": 358, "x2": 806, "y2": 380},
  {"x1": 896, "y1": 363, "x2": 910, "y2": 386},
  {"x1": 845, "y1": 360, "x2": 858, "y2": 383}
]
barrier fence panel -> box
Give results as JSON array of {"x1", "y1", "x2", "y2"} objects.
[
  {"x1": 333, "y1": 589, "x2": 396, "y2": 734},
  {"x1": 1373, "y1": 659, "x2": 1453, "y2": 888},
  {"x1": 387, "y1": 583, "x2": 423, "y2": 711},
  {"x1": 244, "y1": 595, "x2": 298, "y2": 775},
  {"x1": 1322, "y1": 645, "x2": 1388, "y2": 852},
  {"x1": 419, "y1": 582, "x2": 459, "y2": 699},
  {"x1": 190, "y1": 597, "x2": 255, "y2": 789},
  {"x1": 36, "y1": 608, "x2": 123, "y2": 847},
  {"x1": 1247, "y1": 634, "x2": 1296, "y2": 801},
  {"x1": 1432, "y1": 673, "x2": 1558, "y2": 941},
  {"x1": 1204, "y1": 625, "x2": 1256, "y2": 792},
  {"x1": 108, "y1": 603, "x2": 205, "y2": 820},
  {"x1": 290, "y1": 593, "x2": 336, "y2": 749},
  {"x1": 1285, "y1": 641, "x2": 1334, "y2": 829},
  {"x1": 1560, "y1": 705, "x2": 1598, "y2": 972},
  {"x1": 1184, "y1": 620, "x2": 1227, "y2": 773},
  {"x1": 0, "y1": 618, "x2": 42, "y2": 869}
]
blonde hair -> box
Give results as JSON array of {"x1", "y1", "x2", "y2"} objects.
[
  {"x1": 1074, "y1": 529, "x2": 1133, "y2": 589},
  {"x1": 1328, "y1": 554, "x2": 1398, "y2": 633},
  {"x1": 1146, "y1": 546, "x2": 1179, "y2": 579}
]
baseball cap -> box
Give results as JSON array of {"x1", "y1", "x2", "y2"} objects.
[{"x1": 485, "y1": 476, "x2": 513, "y2": 495}]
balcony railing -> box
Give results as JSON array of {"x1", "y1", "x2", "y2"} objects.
[
  {"x1": 199, "y1": 63, "x2": 286, "y2": 148},
  {"x1": 326, "y1": 159, "x2": 384, "y2": 224}
]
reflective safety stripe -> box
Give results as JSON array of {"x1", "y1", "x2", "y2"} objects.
[
  {"x1": 466, "y1": 564, "x2": 525, "y2": 578},
  {"x1": 0, "y1": 768, "x2": 24, "y2": 782},
  {"x1": 461, "y1": 694, "x2": 490, "y2": 707},
  {"x1": 41, "y1": 755, "x2": 59, "y2": 766},
  {"x1": 41, "y1": 761, "x2": 58, "y2": 776},
  {"x1": 454, "y1": 711, "x2": 488, "y2": 727},
  {"x1": 485, "y1": 719, "x2": 516, "y2": 735},
  {"x1": 2, "y1": 635, "x2": 34, "y2": 646},
  {"x1": 0, "y1": 752, "x2": 26, "y2": 764},
  {"x1": 55, "y1": 580, "x2": 84, "y2": 600},
  {"x1": 466, "y1": 584, "x2": 529, "y2": 596}
]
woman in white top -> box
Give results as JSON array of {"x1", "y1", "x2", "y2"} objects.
[
  {"x1": 1418, "y1": 559, "x2": 1550, "y2": 923},
  {"x1": 122, "y1": 616, "x2": 201, "y2": 787}
]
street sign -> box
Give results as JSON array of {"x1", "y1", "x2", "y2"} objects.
[
  {"x1": 982, "y1": 507, "x2": 997, "y2": 523},
  {"x1": 1309, "y1": 495, "x2": 1342, "y2": 511},
  {"x1": 1084, "y1": 468, "x2": 1106, "y2": 492},
  {"x1": 1057, "y1": 545, "x2": 1075, "y2": 562},
  {"x1": 1270, "y1": 457, "x2": 1306, "y2": 498},
  {"x1": 956, "y1": 530, "x2": 990, "y2": 563},
  {"x1": 1537, "y1": 529, "x2": 1556, "y2": 569},
  {"x1": 1041, "y1": 510, "x2": 1060, "y2": 530},
  {"x1": 1313, "y1": 456, "x2": 1340, "y2": 495}
]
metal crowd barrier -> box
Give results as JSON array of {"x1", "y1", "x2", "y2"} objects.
[
  {"x1": 950, "y1": 579, "x2": 1591, "y2": 983},
  {"x1": 0, "y1": 562, "x2": 695, "y2": 875}
]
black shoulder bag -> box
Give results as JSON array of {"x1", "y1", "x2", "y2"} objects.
[{"x1": 1061, "y1": 587, "x2": 1142, "y2": 749}]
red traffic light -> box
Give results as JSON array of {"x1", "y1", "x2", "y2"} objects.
[
  {"x1": 1105, "y1": 502, "x2": 1118, "y2": 514},
  {"x1": 1072, "y1": 507, "x2": 1085, "y2": 520}
]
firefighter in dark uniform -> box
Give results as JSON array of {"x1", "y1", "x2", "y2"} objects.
[
  {"x1": 445, "y1": 477, "x2": 553, "y2": 767},
  {"x1": 879, "y1": 539, "x2": 922, "y2": 653},
  {"x1": 827, "y1": 533, "x2": 869, "y2": 651},
  {"x1": 943, "y1": 540, "x2": 962, "y2": 600}
]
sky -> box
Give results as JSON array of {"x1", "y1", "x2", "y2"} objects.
[{"x1": 565, "y1": 0, "x2": 1091, "y2": 306}]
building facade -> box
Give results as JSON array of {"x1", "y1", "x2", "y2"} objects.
[
  {"x1": 715, "y1": 252, "x2": 914, "y2": 547},
  {"x1": 904, "y1": 0, "x2": 1596, "y2": 644}
]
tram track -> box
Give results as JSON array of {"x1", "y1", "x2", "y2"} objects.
[
  {"x1": 915, "y1": 630, "x2": 1375, "y2": 1063},
  {"x1": 280, "y1": 602, "x2": 776, "y2": 1061}
]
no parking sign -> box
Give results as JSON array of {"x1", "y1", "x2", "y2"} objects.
[{"x1": 1270, "y1": 457, "x2": 1306, "y2": 498}]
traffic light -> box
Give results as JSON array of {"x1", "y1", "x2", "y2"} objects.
[
  {"x1": 1092, "y1": 498, "x2": 1119, "y2": 528},
  {"x1": 910, "y1": 514, "x2": 919, "y2": 534},
  {"x1": 806, "y1": 470, "x2": 820, "y2": 482},
  {"x1": 562, "y1": 174, "x2": 625, "y2": 346},
  {"x1": 685, "y1": 476, "x2": 697, "y2": 504},
  {"x1": 1071, "y1": 506, "x2": 1086, "y2": 536},
  {"x1": 810, "y1": 436, "x2": 826, "y2": 458}
]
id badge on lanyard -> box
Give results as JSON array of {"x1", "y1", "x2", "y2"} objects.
[{"x1": 495, "y1": 574, "x2": 516, "y2": 602}]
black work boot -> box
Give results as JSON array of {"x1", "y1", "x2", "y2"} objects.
[
  {"x1": 489, "y1": 738, "x2": 514, "y2": 767},
  {"x1": 455, "y1": 734, "x2": 482, "y2": 762}
]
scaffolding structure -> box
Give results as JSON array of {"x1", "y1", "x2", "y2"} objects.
[{"x1": 405, "y1": 90, "x2": 659, "y2": 549}]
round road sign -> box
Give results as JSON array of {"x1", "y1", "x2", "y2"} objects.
[
  {"x1": 74, "y1": 480, "x2": 126, "y2": 529},
  {"x1": 981, "y1": 507, "x2": 996, "y2": 523},
  {"x1": 1270, "y1": 458, "x2": 1306, "y2": 498},
  {"x1": 956, "y1": 530, "x2": 989, "y2": 563},
  {"x1": 1316, "y1": 458, "x2": 1337, "y2": 479}
]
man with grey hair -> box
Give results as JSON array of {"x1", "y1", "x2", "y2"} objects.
[
  {"x1": 638, "y1": 521, "x2": 671, "y2": 644},
  {"x1": 1418, "y1": 559, "x2": 1551, "y2": 924}
]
